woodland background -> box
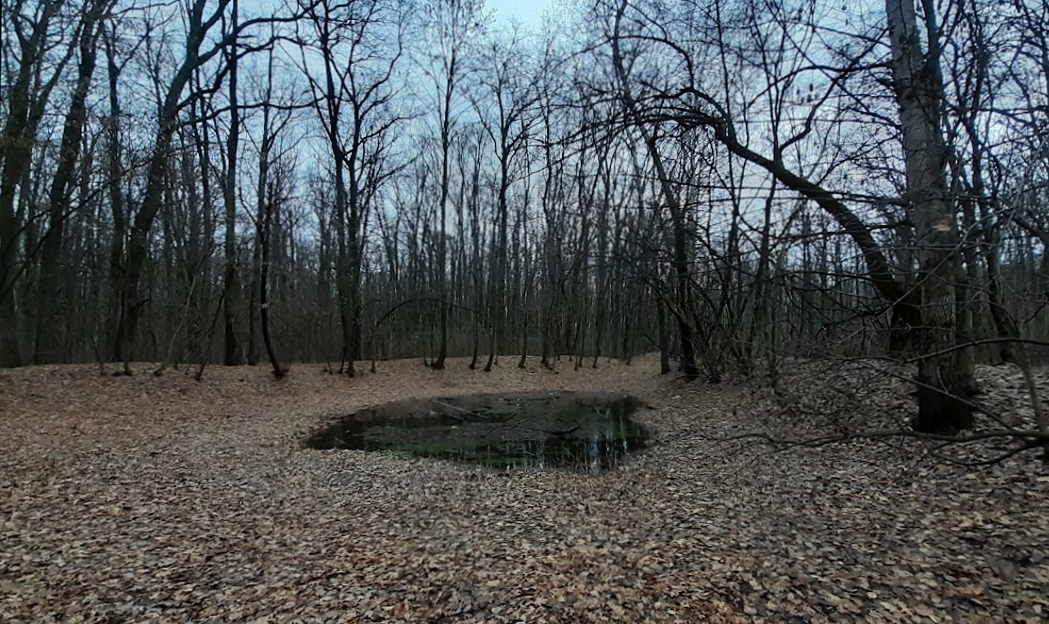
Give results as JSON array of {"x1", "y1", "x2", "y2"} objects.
[{"x1": 4, "y1": 0, "x2": 1049, "y2": 433}]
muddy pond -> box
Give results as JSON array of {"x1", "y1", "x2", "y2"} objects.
[{"x1": 304, "y1": 391, "x2": 651, "y2": 472}]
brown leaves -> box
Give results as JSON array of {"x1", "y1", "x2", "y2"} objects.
[{"x1": 1, "y1": 356, "x2": 1048, "y2": 622}]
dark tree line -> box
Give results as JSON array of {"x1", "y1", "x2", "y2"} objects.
[{"x1": 3, "y1": 0, "x2": 1049, "y2": 435}]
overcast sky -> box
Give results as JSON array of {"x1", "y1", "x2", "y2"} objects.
[{"x1": 486, "y1": 0, "x2": 552, "y2": 28}]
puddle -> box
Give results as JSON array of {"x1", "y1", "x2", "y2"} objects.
[{"x1": 304, "y1": 391, "x2": 651, "y2": 472}]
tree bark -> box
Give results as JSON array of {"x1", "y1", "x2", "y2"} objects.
[
  {"x1": 259, "y1": 183, "x2": 283, "y2": 379},
  {"x1": 102, "y1": 26, "x2": 127, "y2": 368},
  {"x1": 221, "y1": 0, "x2": 244, "y2": 366},
  {"x1": 886, "y1": 0, "x2": 973, "y2": 431}
]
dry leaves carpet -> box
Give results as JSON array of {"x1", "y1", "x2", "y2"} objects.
[{"x1": 1, "y1": 355, "x2": 1047, "y2": 623}]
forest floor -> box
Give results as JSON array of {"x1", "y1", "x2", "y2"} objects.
[{"x1": 1, "y1": 354, "x2": 1048, "y2": 623}]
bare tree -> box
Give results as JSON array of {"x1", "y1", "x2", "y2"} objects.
[
  {"x1": 0, "y1": 0, "x2": 78, "y2": 367},
  {"x1": 421, "y1": 0, "x2": 486, "y2": 370},
  {"x1": 110, "y1": 0, "x2": 294, "y2": 374},
  {"x1": 220, "y1": 0, "x2": 245, "y2": 366},
  {"x1": 470, "y1": 26, "x2": 537, "y2": 371},
  {"x1": 296, "y1": 0, "x2": 406, "y2": 376},
  {"x1": 251, "y1": 41, "x2": 297, "y2": 378},
  {"x1": 886, "y1": 0, "x2": 973, "y2": 430},
  {"x1": 611, "y1": 3, "x2": 701, "y2": 379},
  {"x1": 604, "y1": 0, "x2": 976, "y2": 430},
  {"x1": 33, "y1": 0, "x2": 116, "y2": 364}
]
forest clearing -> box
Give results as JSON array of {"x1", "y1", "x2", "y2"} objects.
[
  {"x1": 5, "y1": 1, "x2": 1049, "y2": 616},
  {"x1": 2, "y1": 355, "x2": 1047, "y2": 623}
]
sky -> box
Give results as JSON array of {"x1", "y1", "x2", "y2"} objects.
[{"x1": 486, "y1": 0, "x2": 552, "y2": 29}]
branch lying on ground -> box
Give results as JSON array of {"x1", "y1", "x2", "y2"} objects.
[{"x1": 704, "y1": 428, "x2": 1049, "y2": 466}]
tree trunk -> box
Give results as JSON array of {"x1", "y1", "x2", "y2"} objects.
[
  {"x1": 656, "y1": 282, "x2": 671, "y2": 375},
  {"x1": 0, "y1": 1, "x2": 73, "y2": 368},
  {"x1": 432, "y1": 41, "x2": 457, "y2": 371},
  {"x1": 221, "y1": 0, "x2": 244, "y2": 366},
  {"x1": 612, "y1": 5, "x2": 699, "y2": 380},
  {"x1": 247, "y1": 229, "x2": 260, "y2": 366},
  {"x1": 102, "y1": 28, "x2": 127, "y2": 368},
  {"x1": 485, "y1": 158, "x2": 510, "y2": 372},
  {"x1": 886, "y1": 0, "x2": 974, "y2": 431},
  {"x1": 259, "y1": 183, "x2": 283, "y2": 379},
  {"x1": 35, "y1": 2, "x2": 108, "y2": 364},
  {"x1": 112, "y1": 1, "x2": 220, "y2": 374}
]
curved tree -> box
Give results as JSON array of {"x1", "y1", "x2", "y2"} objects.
[{"x1": 604, "y1": 0, "x2": 973, "y2": 431}]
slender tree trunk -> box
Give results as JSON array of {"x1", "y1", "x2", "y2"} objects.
[
  {"x1": 259, "y1": 183, "x2": 283, "y2": 379},
  {"x1": 747, "y1": 183, "x2": 777, "y2": 371},
  {"x1": 35, "y1": 2, "x2": 108, "y2": 364},
  {"x1": 334, "y1": 161, "x2": 352, "y2": 373},
  {"x1": 222, "y1": 0, "x2": 244, "y2": 366},
  {"x1": 612, "y1": 6, "x2": 699, "y2": 379},
  {"x1": 247, "y1": 232, "x2": 260, "y2": 366},
  {"x1": 592, "y1": 180, "x2": 608, "y2": 370},
  {"x1": 188, "y1": 98, "x2": 217, "y2": 367},
  {"x1": 432, "y1": 53, "x2": 456, "y2": 371},
  {"x1": 656, "y1": 284, "x2": 671, "y2": 375},
  {"x1": 102, "y1": 28, "x2": 127, "y2": 368},
  {"x1": 518, "y1": 209, "x2": 531, "y2": 369},
  {"x1": 485, "y1": 160, "x2": 510, "y2": 372}
]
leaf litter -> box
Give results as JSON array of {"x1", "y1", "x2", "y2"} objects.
[{"x1": 1, "y1": 355, "x2": 1047, "y2": 623}]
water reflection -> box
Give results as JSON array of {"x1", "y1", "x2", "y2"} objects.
[{"x1": 304, "y1": 392, "x2": 650, "y2": 472}]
